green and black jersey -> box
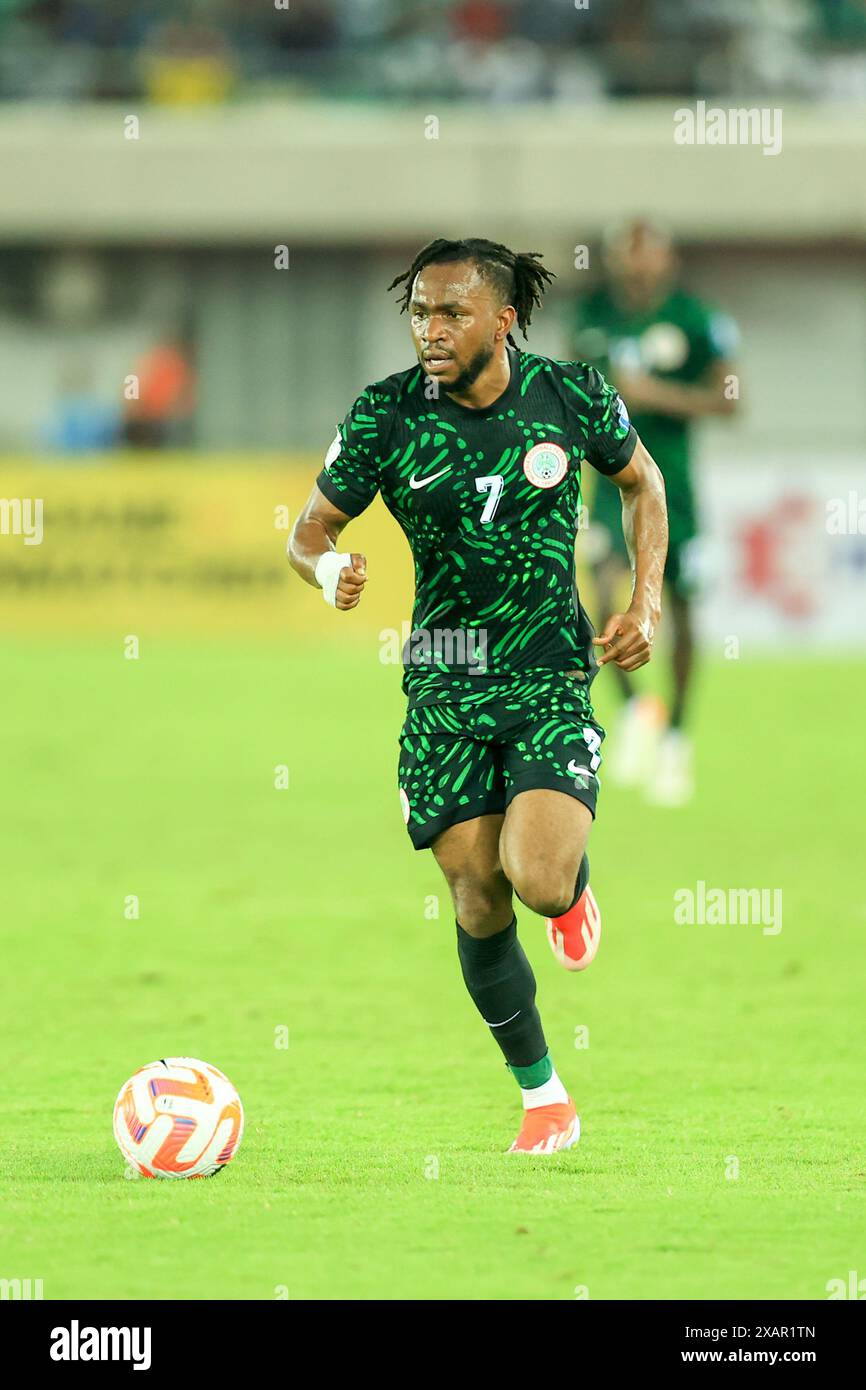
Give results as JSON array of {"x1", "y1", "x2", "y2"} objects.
[
  {"x1": 316, "y1": 346, "x2": 636, "y2": 699},
  {"x1": 572, "y1": 286, "x2": 738, "y2": 547}
]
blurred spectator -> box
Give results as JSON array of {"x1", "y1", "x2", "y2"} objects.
[
  {"x1": 269, "y1": 0, "x2": 340, "y2": 56},
  {"x1": 43, "y1": 360, "x2": 121, "y2": 455},
  {"x1": 0, "y1": 0, "x2": 865, "y2": 102},
  {"x1": 452, "y1": 0, "x2": 510, "y2": 44},
  {"x1": 817, "y1": 0, "x2": 866, "y2": 41},
  {"x1": 139, "y1": 18, "x2": 237, "y2": 106},
  {"x1": 122, "y1": 336, "x2": 195, "y2": 449}
]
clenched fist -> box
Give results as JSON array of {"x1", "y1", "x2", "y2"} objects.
[
  {"x1": 592, "y1": 604, "x2": 656, "y2": 671},
  {"x1": 335, "y1": 553, "x2": 367, "y2": 610}
]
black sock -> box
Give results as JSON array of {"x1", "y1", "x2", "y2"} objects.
[
  {"x1": 567, "y1": 853, "x2": 590, "y2": 913},
  {"x1": 456, "y1": 917, "x2": 547, "y2": 1069}
]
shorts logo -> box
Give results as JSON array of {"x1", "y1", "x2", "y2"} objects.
[
  {"x1": 399, "y1": 787, "x2": 411, "y2": 824},
  {"x1": 522, "y1": 442, "x2": 569, "y2": 489}
]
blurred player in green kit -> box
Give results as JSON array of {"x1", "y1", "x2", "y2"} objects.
[{"x1": 572, "y1": 219, "x2": 740, "y2": 804}]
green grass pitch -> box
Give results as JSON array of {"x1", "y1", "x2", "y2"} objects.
[{"x1": 1, "y1": 635, "x2": 863, "y2": 1300}]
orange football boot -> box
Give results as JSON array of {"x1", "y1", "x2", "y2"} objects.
[
  {"x1": 507, "y1": 1098, "x2": 580, "y2": 1154},
  {"x1": 546, "y1": 884, "x2": 601, "y2": 972}
]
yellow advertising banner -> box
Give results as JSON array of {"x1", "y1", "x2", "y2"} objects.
[{"x1": 0, "y1": 455, "x2": 416, "y2": 637}]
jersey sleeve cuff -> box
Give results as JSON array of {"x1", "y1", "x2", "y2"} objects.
[
  {"x1": 590, "y1": 425, "x2": 638, "y2": 477},
  {"x1": 315, "y1": 468, "x2": 373, "y2": 518}
]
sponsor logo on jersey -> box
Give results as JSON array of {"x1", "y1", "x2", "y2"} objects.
[
  {"x1": 399, "y1": 787, "x2": 411, "y2": 824},
  {"x1": 615, "y1": 395, "x2": 630, "y2": 432},
  {"x1": 522, "y1": 442, "x2": 569, "y2": 489},
  {"x1": 408, "y1": 466, "x2": 451, "y2": 489}
]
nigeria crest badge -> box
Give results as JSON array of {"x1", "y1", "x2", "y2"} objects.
[{"x1": 522, "y1": 442, "x2": 569, "y2": 489}]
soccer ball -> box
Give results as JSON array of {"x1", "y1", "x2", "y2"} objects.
[{"x1": 113, "y1": 1057, "x2": 244, "y2": 1179}]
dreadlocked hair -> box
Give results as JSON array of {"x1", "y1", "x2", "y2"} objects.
[{"x1": 387, "y1": 238, "x2": 555, "y2": 346}]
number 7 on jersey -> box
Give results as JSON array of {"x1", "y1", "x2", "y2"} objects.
[{"x1": 475, "y1": 474, "x2": 504, "y2": 524}]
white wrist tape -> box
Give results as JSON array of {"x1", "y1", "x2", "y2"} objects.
[{"x1": 315, "y1": 551, "x2": 353, "y2": 607}]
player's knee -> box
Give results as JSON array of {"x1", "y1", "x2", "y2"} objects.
[
  {"x1": 447, "y1": 869, "x2": 510, "y2": 930},
  {"x1": 508, "y1": 862, "x2": 575, "y2": 920}
]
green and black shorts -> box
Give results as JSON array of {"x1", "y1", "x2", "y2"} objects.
[{"x1": 397, "y1": 668, "x2": 605, "y2": 851}]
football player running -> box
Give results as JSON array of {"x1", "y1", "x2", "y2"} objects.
[{"x1": 290, "y1": 239, "x2": 667, "y2": 1154}]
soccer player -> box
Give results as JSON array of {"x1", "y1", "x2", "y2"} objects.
[
  {"x1": 289, "y1": 238, "x2": 667, "y2": 1154},
  {"x1": 572, "y1": 218, "x2": 739, "y2": 803}
]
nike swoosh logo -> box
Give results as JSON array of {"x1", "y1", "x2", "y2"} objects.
[
  {"x1": 567, "y1": 759, "x2": 596, "y2": 778},
  {"x1": 409, "y1": 466, "x2": 451, "y2": 490},
  {"x1": 483, "y1": 1009, "x2": 521, "y2": 1028}
]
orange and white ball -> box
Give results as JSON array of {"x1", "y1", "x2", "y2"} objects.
[{"x1": 113, "y1": 1057, "x2": 244, "y2": 1179}]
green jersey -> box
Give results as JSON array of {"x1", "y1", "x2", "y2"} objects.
[
  {"x1": 572, "y1": 286, "x2": 737, "y2": 543},
  {"x1": 316, "y1": 346, "x2": 636, "y2": 694}
]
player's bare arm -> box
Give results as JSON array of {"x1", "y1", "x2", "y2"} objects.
[
  {"x1": 611, "y1": 357, "x2": 738, "y2": 419},
  {"x1": 593, "y1": 436, "x2": 668, "y2": 671},
  {"x1": 288, "y1": 484, "x2": 367, "y2": 611}
]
